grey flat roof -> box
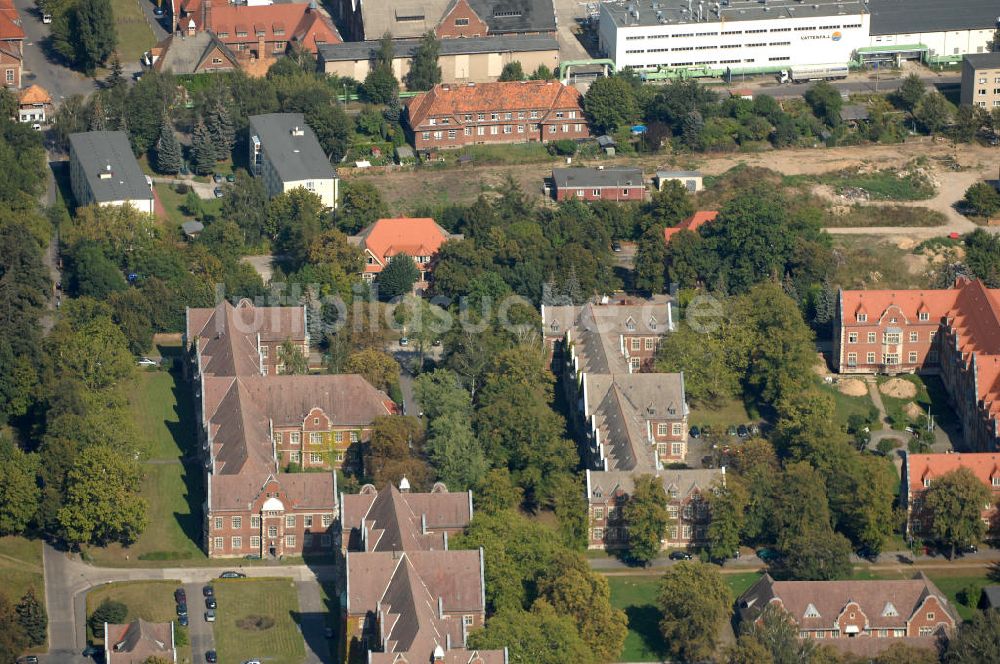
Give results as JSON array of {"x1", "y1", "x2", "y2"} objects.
[
  {"x1": 553, "y1": 167, "x2": 644, "y2": 189},
  {"x1": 601, "y1": 0, "x2": 868, "y2": 29},
  {"x1": 248, "y1": 113, "x2": 336, "y2": 184},
  {"x1": 657, "y1": 170, "x2": 700, "y2": 178},
  {"x1": 68, "y1": 131, "x2": 151, "y2": 204},
  {"x1": 964, "y1": 52, "x2": 1000, "y2": 69},
  {"x1": 318, "y1": 34, "x2": 558, "y2": 63},
  {"x1": 869, "y1": 0, "x2": 1000, "y2": 35},
  {"x1": 470, "y1": 0, "x2": 557, "y2": 35}
]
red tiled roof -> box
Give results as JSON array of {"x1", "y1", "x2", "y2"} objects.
[
  {"x1": 351, "y1": 217, "x2": 459, "y2": 273},
  {"x1": 664, "y1": 210, "x2": 717, "y2": 244},
  {"x1": 906, "y1": 452, "x2": 1000, "y2": 493},
  {"x1": 182, "y1": 1, "x2": 341, "y2": 53},
  {"x1": 0, "y1": 3, "x2": 24, "y2": 42},
  {"x1": 18, "y1": 84, "x2": 50, "y2": 105},
  {"x1": 406, "y1": 80, "x2": 584, "y2": 128}
]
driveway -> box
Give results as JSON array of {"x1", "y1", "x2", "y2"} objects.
[
  {"x1": 42, "y1": 543, "x2": 337, "y2": 664},
  {"x1": 13, "y1": 0, "x2": 97, "y2": 103},
  {"x1": 184, "y1": 581, "x2": 216, "y2": 663}
]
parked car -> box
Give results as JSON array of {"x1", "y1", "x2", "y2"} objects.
[
  {"x1": 178, "y1": 614, "x2": 189, "y2": 627},
  {"x1": 205, "y1": 609, "x2": 216, "y2": 622},
  {"x1": 399, "y1": 337, "x2": 409, "y2": 346},
  {"x1": 756, "y1": 548, "x2": 779, "y2": 562},
  {"x1": 611, "y1": 240, "x2": 622, "y2": 252},
  {"x1": 689, "y1": 426, "x2": 701, "y2": 439},
  {"x1": 18, "y1": 657, "x2": 39, "y2": 664},
  {"x1": 220, "y1": 570, "x2": 246, "y2": 579},
  {"x1": 212, "y1": 173, "x2": 223, "y2": 183},
  {"x1": 137, "y1": 357, "x2": 158, "y2": 367},
  {"x1": 176, "y1": 603, "x2": 188, "y2": 617},
  {"x1": 205, "y1": 651, "x2": 217, "y2": 664},
  {"x1": 206, "y1": 597, "x2": 217, "y2": 610},
  {"x1": 82, "y1": 645, "x2": 101, "y2": 658},
  {"x1": 226, "y1": 174, "x2": 236, "y2": 183},
  {"x1": 736, "y1": 424, "x2": 749, "y2": 438},
  {"x1": 203, "y1": 584, "x2": 214, "y2": 597},
  {"x1": 42, "y1": 13, "x2": 52, "y2": 23},
  {"x1": 153, "y1": 6, "x2": 164, "y2": 16},
  {"x1": 213, "y1": 187, "x2": 223, "y2": 198},
  {"x1": 243, "y1": 660, "x2": 263, "y2": 664},
  {"x1": 959, "y1": 544, "x2": 978, "y2": 554},
  {"x1": 668, "y1": 550, "x2": 693, "y2": 560},
  {"x1": 726, "y1": 425, "x2": 737, "y2": 437},
  {"x1": 174, "y1": 588, "x2": 186, "y2": 603}
]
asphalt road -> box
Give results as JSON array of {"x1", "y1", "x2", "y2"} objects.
[
  {"x1": 41, "y1": 543, "x2": 337, "y2": 664},
  {"x1": 749, "y1": 73, "x2": 960, "y2": 99},
  {"x1": 13, "y1": 0, "x2": 97, "y2": 102}
]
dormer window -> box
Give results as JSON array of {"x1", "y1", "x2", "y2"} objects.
[
  {"x1": 803, "y1": 603, "x2": 821, "y2": 618},
  {"x1": 856, "y1": 313, "x2": 867, "y2": 322},
  {"x1": 993, "y1": 476, "x2": 1000, "y2": 487},
  {"x1": 919, "y1": 312, "x2": 930, "y2": 321},
  {"x1": 882, "y1": 602, "x2": 898, "y2": 617},
  {"x1": 923, "y1": 478, "x2": 931, "y2": 488},
  {"x1": 594, "y1": 489, "x2": 602, "y2": 498},
  {"x1": 649, "y1": 316, "x2": 657, "y2": 330},
  {"x1": 625, "y1": 317, "x2": 637, "y2": 332}
]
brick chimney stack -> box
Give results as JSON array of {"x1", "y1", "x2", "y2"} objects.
[{"x1": 202, "y1": 0, "x2": 212, "y2": 32}]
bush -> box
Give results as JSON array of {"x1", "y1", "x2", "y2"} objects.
[
  {"x1": 907, "y1": 436, "x2": 931, "y2": 454},
  {"x1": 959, "y1": 583, "x2": 981, "y2": 607},
  {"x1": 876, "y1": 438, "x2": 902, "y2": 455},
  {"x1": 547, "y1": 139, "x2": 578, "y2": 156},
  {"x1": 89, "y1": 599, "x2": 127, "y2": 638},
  {"x1": 236, "y1": 615, "x2": 275, "y2": 631}
]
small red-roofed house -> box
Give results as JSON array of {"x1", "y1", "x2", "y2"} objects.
[
  {"x1": 0, "y1": 0, "x2": 23, "y2": 88},
  {"x1": 663, "y1": 210, "x2": 718, "y2": 245},
  {"x1": 349, "y1": 217, "x2": 463, "y2": 294},
  {"x1": 902, "y1": 452, "x2": 1000, "y2": 539}
]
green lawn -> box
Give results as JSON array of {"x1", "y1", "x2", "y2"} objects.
[
  {"x1": 84, "y1": 368, "x2": 208, "y2": 566},
  {"x1": 606, "y1": 571, "x2": 761, "y2": 662},
  {"x1": 817, "y1": 380, "x2": 881, "y2": 432},
  {"x1": 0, "y1": 536, "x2": 45, "y2": 640},
  {"x1": 212, "y1": 578, "x2": 305, "y2": 664},
  {"x1": 689, "y1": 397, "x2": 753, "y2": 430},
  {"x1": 154, "y1": 182, "x2": 225, "y2": 230},
  {"x1": 875, "y1": 374, "x2": 956, "y2": 430},
  {"x1": 86, "y1": 580, "x2": 191, "y2": 661},
  {"x1": 110, "y1": 0, "x2": 156, "y2": 67}
]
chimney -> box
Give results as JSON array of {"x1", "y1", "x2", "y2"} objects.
[
  {"x1": 399, "y1": 476, "x2": 410, "y2": 492},
  {"x1": 437, "y1": 597, "x2": 443, "y2": 619},
  {"x1": 421, "y1": 513, "x2": 427, "y2": 535},
  {"x1": 202, "y1": 0, "x2": 211, "y2": 32},
  {"x1": 257, "y1": 33, "x2": 265, "y2": 60}
]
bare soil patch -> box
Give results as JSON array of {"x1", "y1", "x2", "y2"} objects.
[
  {"x1": 879, "y1": 378, "x2": 918, "y2": 399},
  {"x1": 838, "y1": 378, "x2": 869, "y2": 397},
  {"x1": 903, "y1": 402, "x2": 924, "y2": 419},
  {"x1": 236, "y1": 615, "x2": 275, "y2": 631}
]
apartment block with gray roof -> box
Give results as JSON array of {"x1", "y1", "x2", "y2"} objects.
[
  {"x1": 248, "y1": 113, "x2": 339, "y2": 208},
  {"x1": 68, "y1": 131, "x2": 154, "y2": 214}
]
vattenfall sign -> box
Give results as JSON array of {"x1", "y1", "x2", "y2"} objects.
[{"x1": 801, "y1": 31, "x2": 843, "y2": 41}]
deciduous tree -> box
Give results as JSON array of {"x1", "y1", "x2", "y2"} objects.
[
  {"x1": 706, "y1": 477, "x2": 747, "y2": 561},
  {"x1": 963, "y1": 182, "x2": 1000, "y2": 218},
  {"x1": 363, "y1": 33, "x2": 399, "y2": 103},
  {"x1": 344, "y1": 348, "x2": 399, "y2": 393},
  {"x1": 895, "y1": 73, "x2": 926, "y2": 113},
  {"x1": 467, "y1": 601, "x2": 595, "y2": 664},
  {"x1": 924, "y1": 466, "x2": 991, "y2": 558},
  {"x1": 657, "y1": 561, "x2": 732, "y2": 662},
  {"x1": 584, "y1": 75, "x2": 639, "y2": 135},
  {"x1": 498, "y1": 61, "x2": 525, "y2": 82},
  {"x1": 366, "y1": 415, "x2": 430, "y2": 489},
  {"x1": 739, "y1": 603, "x2": 817, "y2": 664},
  {"x1": 58, "y1": 444, "x2": 148, "y2": 546},
  {"x1": 88, "y1": 599, "x2": 127, "y2": 637},
  {"x1": 0, "y1": 440, "x2": 40, "y2": 535},
  {"x1": 942, "y1": 608, "x2": 1000, "y2": 663},
  {"x1": 424, "y1": 412, "x2": 487, "y2": 491},
  {"x1": 276, "y1": 340, "x2": 308, "y2": 375},
  {"x1": 622, "y1": 474, "x2": 671, "y2": 565},
  {"x1": 914, "y1": 91, "x2": 952, "y2": 134}
]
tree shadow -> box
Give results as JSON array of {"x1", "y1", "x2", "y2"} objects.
[
  {"x1": 166, "y1": 364, "x2": 206, "y2": 550},
  {"x1": 625, "y1": 604, "x2": 666, "y2": 659},
  {"x1": 988, "y1": 560, "x2": 1000, "y2": 583}
]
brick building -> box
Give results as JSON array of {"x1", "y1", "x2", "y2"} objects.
[
  {"x1": 0, "y1": 0, "x2": 23, "y2": 88},
  {"x1": 585, "y1": 468, "x2": 722, "y2": 550},
  {"x1": 349, "y1": 217, "x2": 462, "y2": 293},
  {"x1": 543, "y1": 296, "x2": 686, "y2": 468},
  {"x1": 405, "y1": 80, "x2": 589, "y2": 151},
  {"x1": 551, "y1": 167, "x2": 646, "y2": 202},
  {"x1": 342, "y1": 481, "x2": 506, "y2": 663},
  {"x1": 172, "y1": 0, "x2": 341, "y2": 59},
  {"x1": 104, "y1": 619, "x2": 176, "y2": 664},
  {"x1": 186, "y1": 299, "x2": 395, "y2": 558},
  {"x1": 901, "y1": 452, "x2": 1000, "y2": 540},
  {"x1": 737, "y1": 574, "x2": 956, "y2": 658},
  {"x1": 834, "y1": 278, "x2": 1000, "y2": 451},
  {"x1": 663, "y1": 210, "x2": 717, "y2": 245},
  {"x1": 335, "y1": 0, "x2": 556, "y2": 42}
]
